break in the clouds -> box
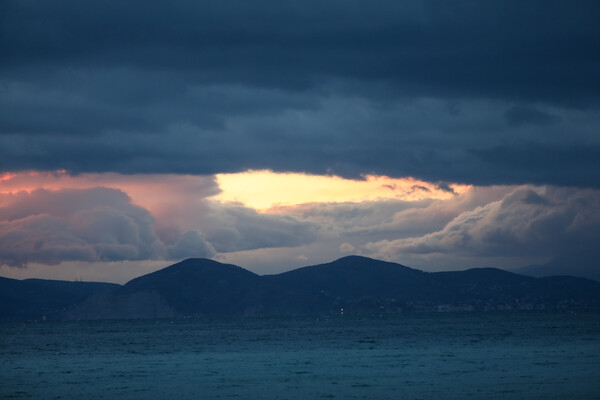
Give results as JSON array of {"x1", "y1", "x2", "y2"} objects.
[{"x1": 2, "y1": 0, "x2": 600, "y2": 186}]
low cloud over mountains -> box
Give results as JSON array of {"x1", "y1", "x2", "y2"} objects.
[{"x1": 1, "y1": 180, "x2": 598, "y2": 282}]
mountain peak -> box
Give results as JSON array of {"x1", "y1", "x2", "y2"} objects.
[
  {"x1": 335, "y1": 255, "x2": 376, "y2": 262},
  {"x1": 313, "y1": 255, "x2": 416, "y2": 274},
  {"x1": 123, "y1": 257, "x2": 258, "y2": 287},
  {"x1": 116, "y1": 258, "x2": 262, "y2": 316}
]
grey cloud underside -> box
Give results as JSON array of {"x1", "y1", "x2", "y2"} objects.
[
  {"x1": 1, "y1": 0, "x2": 600, "y2": 185},
  {"x1": 364, "y1": 186, "x2": 600, "y2": 265}
]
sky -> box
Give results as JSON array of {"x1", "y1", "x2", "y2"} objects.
[{"x1": 1, "y1": 1, "x2": 599, "y2": 283}]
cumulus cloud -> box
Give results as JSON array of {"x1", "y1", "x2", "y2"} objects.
[
  {"x1": 365, "y1": 186, "x2": 600, "y2": 264},
  {"x1": 0, "y1": 184, "x2": 320, "y2": 267},
  {"x1": 167, "y1": 230, "x2": 216, "y2": 259},
  {"x1": 0, "y1": 188, "x2": 165, "y2": 266}
]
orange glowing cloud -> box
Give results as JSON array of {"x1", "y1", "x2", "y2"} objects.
[
  {"x1": 0, "y1": 172, "x2": 18, "y2": 182},
  {"x1": 0, "y1": 170, "x2": 219, "y2": 215}
]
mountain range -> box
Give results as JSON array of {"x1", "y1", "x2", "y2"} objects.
[
  {"x1": 1, "y1": 256, "x2": 599, "y2": 320},
  {"x1": 512, "y1": 255, "x2": 600, "y2": 283}
]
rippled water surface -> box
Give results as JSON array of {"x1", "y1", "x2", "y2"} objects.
[{"x1": 1, "y1": 312, "x2": 599, "y2": 399}]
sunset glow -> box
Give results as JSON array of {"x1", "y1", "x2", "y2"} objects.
[
  {"x1": 0, "y1": 170, "x2": 218, "y2": 213},
  {"x1": 0, "y1": 170, "x2": 470, "y2": 213},
  {"x1": 214, "y1": 170, "x2": 470, "y2": 210}
]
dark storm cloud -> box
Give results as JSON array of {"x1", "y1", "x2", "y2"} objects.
[{"x1": 1, "y1": 0, "x2": 599, "y2": 185}]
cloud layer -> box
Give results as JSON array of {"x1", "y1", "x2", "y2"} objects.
[{"x1": 2, "y1": 1, "x2": 599, "y2": 185}]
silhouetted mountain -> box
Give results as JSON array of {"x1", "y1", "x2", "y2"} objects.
[
  {"x1": 513, "y1": 255, "x2": 600, "y2": 282},
  {"x1": 0, "y1": 277, "x2": 119, "y2": 320},
  {"x1": 68, "y1": 258, "x2": 267, "y2": 319},
  {"x1": 3, "y1": 256, "x2": 600, "y2": 320},
  {"x1": 262, "y1": 256, "x2": 447, "y2": 314},
  {"x1": 269, "y1": 256, "x2": 429, "y2": 298},
  {"x1": 119, "y1": 258, "x2": 265, "y2": 315},
  {"x1": 262, "y1": 257, "x2": 600, "y2": 313},
  {"x1": 430, "y1": 268, "x2": 600, "y2": 309}
]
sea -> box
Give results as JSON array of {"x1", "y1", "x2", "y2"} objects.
[{"x1": 1, "y1": 312, "x2": 599, "y2": 400}]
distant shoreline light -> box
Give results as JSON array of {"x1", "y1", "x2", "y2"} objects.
[{"x1": 213, "y1": 170, "x2": 470, "y2": 211}]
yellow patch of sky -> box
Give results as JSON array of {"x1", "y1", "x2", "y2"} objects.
[{"x1": 214, "y1": 170, "x2": 470, "y2": 211}]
